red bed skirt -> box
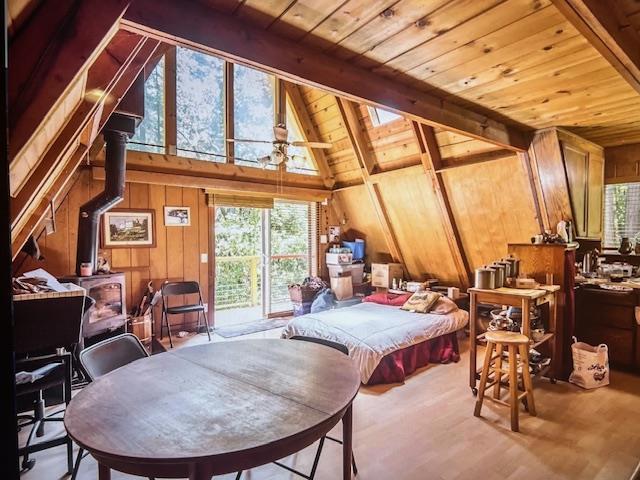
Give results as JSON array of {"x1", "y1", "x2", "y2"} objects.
[{"x1": 366, "y1": 332, "x2": 461, "y2": 385}]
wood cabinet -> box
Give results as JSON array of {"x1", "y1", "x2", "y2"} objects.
[
  {"x1": 559, "y1": 130, "x2": 604, "y2": 240},
  {"x1": 575, "y1": 287, "x2": 639, "y2": 370}
]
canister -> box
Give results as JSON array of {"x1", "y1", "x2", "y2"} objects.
[
  {"x1": 503, "y1": 255, "x2": 520, "y2": 278},
  {"x1": 494, "y1": 260, "x2": 512, "y2": 279},
  {"x1": 491, "y1": 262, "x2": 506, "y2": 288},
  {"x1": 474, "y1": 266, "x2": 496, "y2": 289}
]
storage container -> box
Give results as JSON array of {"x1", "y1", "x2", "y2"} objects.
[
  {"x1": 371, "y1": 263, "x2": 403, "y2": 289},
  {"x1": 328, "y1": 263, "x2": 364, "y2": 284},
  {"x1": 342, "y1": 240, "x2": 365, "y2": 261},
  {"x1": 326, "y1": 252, "x2": 353, "y2": 265}
]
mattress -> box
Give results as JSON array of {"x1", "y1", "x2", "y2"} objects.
[{"x1": 282, "y1": 302, "x2": 468, "y2": 383}]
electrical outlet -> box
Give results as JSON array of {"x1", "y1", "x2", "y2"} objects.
[
  {"x1": 200, "y1": 253, "x2": 208, "y2": 263},
  {"x1": 203, "y1": 303, "x2": 208, "y2": 312}
]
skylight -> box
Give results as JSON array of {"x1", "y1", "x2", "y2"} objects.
[{"x1": 367, "y1": 106, "x2": 402, "y2": 127}]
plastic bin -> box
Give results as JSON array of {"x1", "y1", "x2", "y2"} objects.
[{"x1": 342, "y1": 240, "x2": 365, "y2": 261}]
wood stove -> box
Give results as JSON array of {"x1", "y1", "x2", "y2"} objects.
[{"x1": 60, "y1": 273, "x2": 126, "y2": 339}]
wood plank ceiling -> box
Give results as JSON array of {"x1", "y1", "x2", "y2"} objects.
[{"x1": 198, "y1": 0, "x2": 640, "y2": 147}]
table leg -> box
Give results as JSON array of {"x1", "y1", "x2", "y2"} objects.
[
  {"x1": 342, "y1": 404, "x2": 353, "y2": 480},
  {"x1": 469, "y1": 292, "x2": 477, "y2": 391},
  {"x1": 98, "y1": 463, "x2": 111, "y2": 480}
]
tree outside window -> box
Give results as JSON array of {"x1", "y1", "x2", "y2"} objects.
[{"x1": 129, "y1": 57, "x2": 165, "y2": 153}]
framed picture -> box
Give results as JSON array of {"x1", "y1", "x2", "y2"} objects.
[
  {"x1": 102, "y1": 209, "x2": 156, "y2": 248},
  {"x1": 164, "y1": 206, "x2": 191, "y2": 226}
]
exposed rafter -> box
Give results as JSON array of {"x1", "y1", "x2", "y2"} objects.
[
  {"x1": 122, "y1": 0, "x2": 531, "y2": 151},
  {"x1": 9, "y1": 0, "x2": 130, "y2": 181},
  {"x1": 336, "y1": 97, "x2": 407, "y2": 274},
  {"x1": 411, "y1": 122, "x2": 472, "y2": 288},
  {"x1": 11, "y1": 33, "x2": 161, "y2": 256},
  {"x1": 552, "y1": 0, "x2": 640, "y2": 95}
]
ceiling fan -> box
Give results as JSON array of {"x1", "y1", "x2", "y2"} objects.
[{"x1": 226, "y1": 123, "x2": 332, "y2": 168}]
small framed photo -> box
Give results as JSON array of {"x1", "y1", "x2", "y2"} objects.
[
  {"x1": 164, "y1": 206, "x2": 191, "y2": 226},
  {"x1": 102, "y1": 209, "x2": 156, "y2": 248}
]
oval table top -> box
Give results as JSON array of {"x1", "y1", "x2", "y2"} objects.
[{"x1": 65, "y1": 338, "x2": 360, "y2": 477}]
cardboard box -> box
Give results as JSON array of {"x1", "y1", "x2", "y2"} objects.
[
  {"x1": 371, "y1": 263, "x2": 403, "y2": 288},
  {"x1": 326, "y1": 252, "x2": 353, "y2": 265}
]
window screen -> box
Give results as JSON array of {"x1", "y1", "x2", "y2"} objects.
[{"x1": 603, "y1": 182, "x2": 640, "y2": 248}]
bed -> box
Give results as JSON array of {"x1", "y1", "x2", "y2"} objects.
[{"x1": 282, "y1": 301, "x2": 468, "y2": 384}]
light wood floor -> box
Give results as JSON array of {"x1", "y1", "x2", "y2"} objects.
[{"x1": 19, "y1": 329, "x2": 640, "y2": 480}]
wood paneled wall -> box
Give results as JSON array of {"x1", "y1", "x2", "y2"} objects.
[
  {"x1": 15, "y1": 168, "x2": 210, "y2": 333},
  {"x1": 605, "y1": 143, "x2": 640, "y2": 184}
]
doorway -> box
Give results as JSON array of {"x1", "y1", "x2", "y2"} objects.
[{"x1": 213, "y1": 200, "x2": 316, "y2": 325}]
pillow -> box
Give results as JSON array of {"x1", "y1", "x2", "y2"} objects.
[
  {"x1": 430, "y1": 295, "x2": 459, "y2": 315},
  {"x1": 400, "y1": 291, "x2": 441, "y2": 313},
  {"x1": 363, "y1": 292, "x2": 412, "y2": 306}
]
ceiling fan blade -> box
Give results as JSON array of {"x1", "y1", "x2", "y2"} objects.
[
  {"x1": 226, "y1": 138, "x2": 272, "y2": 144},
  {"x1": 292, "y1": 141, "x2": 333, "y2": 149}
]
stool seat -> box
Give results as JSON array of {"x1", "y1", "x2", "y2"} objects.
[{"x1": 484, "y1": 330, "x2": 529, "y2": 345}]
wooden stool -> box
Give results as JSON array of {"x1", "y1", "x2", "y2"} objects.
[{"x1": 473, "y1": 330, "x2": 536, "y2": 432}]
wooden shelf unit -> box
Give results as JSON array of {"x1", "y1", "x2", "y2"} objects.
[{"x1": 468, "y1": 286, "x2": 560, "y2": 394}]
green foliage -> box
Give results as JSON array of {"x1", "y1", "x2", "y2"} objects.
[{"x1": 130, "y1": 58, "x2": 165, "y2": 153}]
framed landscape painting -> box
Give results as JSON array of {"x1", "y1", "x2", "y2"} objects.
[
  {"x1": 102, "y1": 209, "x2": 156, "y2": 248},
  {"x1": 164, "y1": 206, "x2": 191, "y2": 226}
]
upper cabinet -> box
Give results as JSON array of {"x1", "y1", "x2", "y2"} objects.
[{"x1": 558, "y1": 130, "x2": 604, "y2": 240}]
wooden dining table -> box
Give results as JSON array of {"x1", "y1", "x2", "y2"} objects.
[{"x1": 64, "y1": 338, "x2": 361, "y2": 480}]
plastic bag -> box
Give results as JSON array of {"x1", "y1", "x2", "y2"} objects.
[
  {"x1": 310, "y1": 288, "x2": 336, "y2": 313},
  {"x1": 568, "y1": 336, "x2": 609, "y2": 389}
]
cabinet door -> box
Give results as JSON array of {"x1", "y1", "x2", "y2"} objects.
[
  {"x1": 561, "y1": 142, "x2": 588, "y2": 237},
  {"x1": 587, "y1": 152, "x2": 604, "y2": 238}
]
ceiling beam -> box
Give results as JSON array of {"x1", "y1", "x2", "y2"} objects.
[
  {"x1": 412, "y1": 122, "x2": 472, "y2": 288},
  {"x1": 434, "y1": 149, "x2": 515, "y2": 172},
  {"x1": 122, "y1": 0, "x2": 531, "y2": 151},
  {"x1": 11, "y1": 33, "x2": 161, "y2": 253},
  {"x1": 284, "y1": 82, "x2": 335, "y2": 188},
  {"x1": 98, "y1": 149, "x2": 328, "y2": 190},
  {"x1": 9, "y1": 0, "x2": 130, "y2": 170},
  {"x1": 95, "y1": 168, "x2": 331, "y2": 202},
  {"x1": 336, "y1": 97, "x2": 407, "y2": 274},
  {"x1": 552, "y1": 0, "x2": 640, "y2": 94}
]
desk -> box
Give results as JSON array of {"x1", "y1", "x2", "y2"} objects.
[
  {"x1": 65, "y1": 339, "x2": 360, "y2": 479},
  {"x1": 468, "y1": 286, "x2": 560, "y2": 394}
]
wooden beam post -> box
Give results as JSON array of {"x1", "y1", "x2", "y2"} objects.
[
  {"x1": 336, "y1": 97, "x2": 407, "y2": 274},
  {"x1": 122, "y1": 0, "x2": 531, "y2": 151},
  {"x1": 284, "y1": 82, "x2": 335, "y2": 188},
  {"x1": 412, "y1": 122, "x2": 472, "y2": 288},
  {"x1": 164, "y1": 46, "x2": 177, "y2": 155},
  {"x1": 206, "y1": 192, "x2": 216, "y2": 328}
]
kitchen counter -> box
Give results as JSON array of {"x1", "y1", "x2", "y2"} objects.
[{"x1": 601, "y1": 250, "x2": 640, "y2": 266}]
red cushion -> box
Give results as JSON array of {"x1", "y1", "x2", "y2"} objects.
[{"x1": 363, "y1": 292, "x2": 413, "y2": 306}]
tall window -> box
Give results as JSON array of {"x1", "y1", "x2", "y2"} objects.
[
  {"x1": 176, "y1": 47, "x2": 225, "y2": 161},
  {"x1": 234, "y1": 64, "x2": 275, "y2": 168},
  {"x1": 129, "y1": 57, "x2": 165, "y2": 153},
  {"x1": 604, "y1": 182, "x2": 640, "y2": 248}
]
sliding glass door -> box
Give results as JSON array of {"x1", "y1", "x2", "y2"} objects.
[
  {"x1": 214, "y1": 201, "x2": 316, "y2": 324},
  {"x1": 267, "y1": 201, "x2": 317, "y2": 316}
]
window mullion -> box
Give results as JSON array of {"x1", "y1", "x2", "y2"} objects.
[
  {"x1": 225, "y1": 61, "x2": 234, "y2": 164},
  {"x1": 164, "y1": 46, "x2": 177, "y2": 155}
]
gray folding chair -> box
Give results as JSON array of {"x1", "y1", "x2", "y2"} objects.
[
  {"x1": 161, "y1": 281, "x2": 211, "y2": 348},
  {"x1": 72, "y1": 334, "x2": 150, "y2": 479}
]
